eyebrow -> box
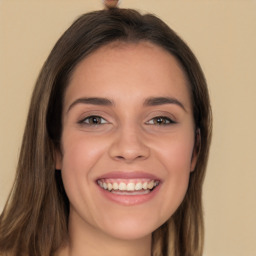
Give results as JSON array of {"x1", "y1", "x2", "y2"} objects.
[
  {"x1": 67, "y1": 96, "x2": 186, "y2": 113},
  {"x1": 143, "y1": 97, "x2": 186, "y2": 111},
  {"x1": 67, "y1": 97, "x2": 113, "y2": 112}
]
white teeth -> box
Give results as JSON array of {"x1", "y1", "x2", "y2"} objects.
[
  {"x1": 135, "y1": 182, "x2": 142, "y2": 190},
  {"x1": 127, "y1": 183, "x2": 135, "y2": 191},
  {"x1": 119, "y1": 182, "x2": 126, "y2": 191},
  {"x1": 97, "y1": 179, "x2": 159, "y2": 193},
  {"x1": 107, "y1": 183, "x2": 112, "y2": 191},
  {"x1": 113, "y1": 182, "x2": 119, "y2": 190},
  {"x1": 142, "y1": 182, "x2": 148, "y2": 190},
  {"x1": 147, "y1": 180, "x2": 154, "y2": 189}
]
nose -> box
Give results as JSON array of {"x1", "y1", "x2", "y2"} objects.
[{"x1": 108, "y1": 125, "x2": 150, "y2": 163}]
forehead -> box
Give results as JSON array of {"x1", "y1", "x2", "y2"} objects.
[{"x1": 65, "y1": 41, "x2": 191, "y2": 110}]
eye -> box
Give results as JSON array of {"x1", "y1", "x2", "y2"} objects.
[
  {"x1": 79, "y1": 116, "x2": 108, "y2": 125},
  {"x1": 146, "y1": 116, "x2": 176, "y2": 125}
]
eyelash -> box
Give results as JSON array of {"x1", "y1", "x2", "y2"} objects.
[
  {"x1": 78, "y1": 115, "x2": 176, "y2": 126},
  {"x1": 146, "y1": 116, "x2": 176, "y2": 125},
  {"x1": 79, "y1": 116, "x2": 108, "y2": 125}
]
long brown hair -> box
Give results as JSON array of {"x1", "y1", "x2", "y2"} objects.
[{"x1": 0, "y1": 8, "x2": 212, "y2": 256}]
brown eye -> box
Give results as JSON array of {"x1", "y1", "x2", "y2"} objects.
[
  {"x1": 81, "y1": 116, "x2": 108, "y2": 125},
  {"x1": 147, "y1": 116, "x2": 175, "y2": 125}
]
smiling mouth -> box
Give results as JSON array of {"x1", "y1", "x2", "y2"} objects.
[{"x1": 97, "y1": 179, "x2": 160, "y2": 195}]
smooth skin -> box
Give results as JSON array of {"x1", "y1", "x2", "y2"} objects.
[{"x1": 56, "y1": 41, "x2": 198, "y2": 256}]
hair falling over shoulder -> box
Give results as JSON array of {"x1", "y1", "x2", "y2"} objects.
[{"x1": 0, "y1": 7, "x2": 212, "y2": 256}]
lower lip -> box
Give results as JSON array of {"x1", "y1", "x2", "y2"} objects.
[{"x1": 97, "y1": 184, "x2": 161, "y2": 206}]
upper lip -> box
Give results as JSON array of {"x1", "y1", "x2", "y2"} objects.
[{"x1": 96, "y1": 171, "x2": 161, "y2": 181}]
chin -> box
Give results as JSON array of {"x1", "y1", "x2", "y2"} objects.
[{"x1": 96, "y1": 210, "x2": 165, "y2": 241}]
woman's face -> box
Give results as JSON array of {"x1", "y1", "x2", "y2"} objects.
[{"x1": 56, "y1": 41, "x2": 198, "y2": 241}]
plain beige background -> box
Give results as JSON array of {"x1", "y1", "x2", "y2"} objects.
[{"x1": 0, "y1": 0, "x2": 255, "y2": 255}]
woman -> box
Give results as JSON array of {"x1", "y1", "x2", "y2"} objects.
[{"x1": 0, "y1": 3, "x2": 212, "y2": 256}]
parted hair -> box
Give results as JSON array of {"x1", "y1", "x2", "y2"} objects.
[{"x1": 0, "y1": 8, "x2": 212, "y2": 256}]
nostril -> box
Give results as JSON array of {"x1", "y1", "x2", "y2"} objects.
[
  {"x1": 108, "y1": 132, "x2": 150, "y2": 162},
  {"x1": 116, "y1": 155, "x2": 125, "y2": 160},
  {"x1": 115, "y1": 154, "x2": 145, "y2": 161}
]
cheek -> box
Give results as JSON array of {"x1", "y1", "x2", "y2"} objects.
[
  {"x1": 59, "y1": 132, "x2": 108, "y2": 198},
  {"x1": 153, "y1": 130, "x2": 195, "y2": 171},
  {"x1": 151, "y1": 131, "x2": 194, "y2": 218},
  {"x1": 61, "y1": 132, "x2": 107, "y2": 170}
]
